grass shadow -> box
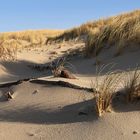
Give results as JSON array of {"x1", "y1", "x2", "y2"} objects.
[{"x1": 112, "y1": 93, "x2": 140, "y2": 113}]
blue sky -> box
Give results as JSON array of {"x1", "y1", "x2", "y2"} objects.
[{"x1": 0, "y1": 0, "x2": 140, "y2": 32}]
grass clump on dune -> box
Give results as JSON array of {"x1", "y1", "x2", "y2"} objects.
[
  {"x1": 0, "y1": 30, "x2": 63, "y2": 59},
  {"x1": 47, "y1": 10, "x2": 140, "y2": 57},
  {"x1": 47, "y1": 18, "x2": 111, "y2": 43},
  {"x1": 85, "y1": 10, "x2": 140, "y2": 56},
  {"x1": 0, "y1": 30, "x2": 63, "y2": 47},
  {"x1": 93, "y1": 65, "x2": 122, "y2": 117},
  {"x1": 123, "y1": 67, "x2": 140, "y2": 102},
  {"x1": 92, "y1": 65, "x2": 140, "y2": 117},
  {"x1": 0, "y1": 40, "x2": 17, "y2": 60}
]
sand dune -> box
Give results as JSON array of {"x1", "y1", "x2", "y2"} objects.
[{"x1": 0, "y1": 40, "x2": 140, "y2": 140}]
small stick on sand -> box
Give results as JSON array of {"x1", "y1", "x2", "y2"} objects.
[
  {"x1": 32, "y1": 89, "x2": 39, "y2": 94},
  {"x1": 4, "y1": 90, "x2": 14, "y2": 100}
]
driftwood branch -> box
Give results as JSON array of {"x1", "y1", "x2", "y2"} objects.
[
  {"x1": 0, "y1": 78, "x2": 94, "y2": 93},
  {"x1": 30, "y1": 79, "x2": 94, "y2": 93},
  {"x1": 0, "y1": 78, "x2": 32, "y2": 88}
]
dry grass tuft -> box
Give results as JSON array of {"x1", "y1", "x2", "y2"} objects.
[
  {"x1": 0, "y1": 40, "x2": 17, "y2": 60},
  {"x1": 93, "y1": 64, "x2": 122, "y2": 117},
  {"x1": 50, "y1": 57, "x2": 76, "y2": 79},
  {"x1": 123, "y1": 67, "x2": 140, "y2": 102},
  {"x1": 50, "y1": 58, "x2": 66, "y2": 77}
]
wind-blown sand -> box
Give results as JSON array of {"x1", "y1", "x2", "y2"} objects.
[{"x1": 0, "y1": 42, "x2": 140, "y2": 140}]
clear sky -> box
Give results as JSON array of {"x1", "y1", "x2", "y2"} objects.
[{"x1": 0, "y1": 0, "x2": 140, "y2": 32}]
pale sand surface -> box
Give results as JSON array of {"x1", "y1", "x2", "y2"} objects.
[{"x1": 0, "y1": 42, "x2": 140, "y2": 140}]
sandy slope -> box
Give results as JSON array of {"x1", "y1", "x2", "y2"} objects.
[{"x1": 0, "y1": 42, "x2": 140, "y2": 140}]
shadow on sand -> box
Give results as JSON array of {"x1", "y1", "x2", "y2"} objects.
[
  {"x1": 0, "y1": 89, "x2": 139, "y2": 125},
  {"x1": 113, "y1": 99, "x2": 140, "y2": 113},
  {"x1": 1, "y1": 48, "x2": 140, "y2": 81},
  {"x1": 0, "y1": 99, "x2": 98, "y2": 124},
  {"x1": 0, "y1": 60, "x2": 52, "y2": 82}
]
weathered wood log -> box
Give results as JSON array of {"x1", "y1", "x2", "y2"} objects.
[
  {"x1": 0, "y1": 78, "x2": 95, "y2": 93},
  {"x1": 0, "y1": 78, "x2": 32, "y2": 88},
  {"x1": 57, "y1": 69, "x2": 77, "y2": 79},
  {"x1": 30, "y1": 79, "x2": 95, "y2": 93}
]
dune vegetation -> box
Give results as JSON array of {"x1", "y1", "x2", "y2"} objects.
[
  {"x1": 0, "y1": 10, "x2": 139, "y2": 59},
  {"x1": 0, "y1": 30, "x2": 63, "y2": 59},
  {"x1": 92, "y1": 65, "x2": 140, "y2": 117},
  {"x1": 123, "y1": 67, "x2": 140, "y2": 102},
  {"x1": 48, "y1": 10, "x2": 140, "y2": 57}
]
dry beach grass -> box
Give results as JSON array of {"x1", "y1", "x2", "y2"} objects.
[
  {"x1": 0, "y1": 30, "x2": 63, "y2": 59},
  {"x1": 47, "y1": 10, "x2": 140, "y2": 57}
]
